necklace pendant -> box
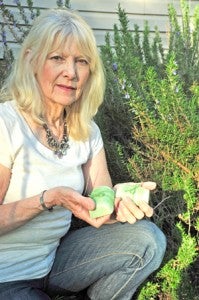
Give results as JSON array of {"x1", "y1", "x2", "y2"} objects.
[
  {"x1": 62, "y1": 148, "x2": 68, "y2": 155},
  {"x1": 55, "y1": 150, "x2": 63, "y2": 159},
  {"x1": 43, "y1": 121, "x2": 69, "y2": 158},
  {"x1": 55, "y1": 146, "x2": 69, "y2": 159}
]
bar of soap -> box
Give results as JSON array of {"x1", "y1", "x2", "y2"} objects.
[
  {"x1": 89, "y1": 186, "x2": 115, "y2": 219},
  {"x1": 116, "y1": 184, "x2": 150, "y2": 205}
]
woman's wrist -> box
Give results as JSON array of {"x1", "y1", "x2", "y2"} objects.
[{"x1": 39, "y1": 190, "x2": 54, "y2": 211}]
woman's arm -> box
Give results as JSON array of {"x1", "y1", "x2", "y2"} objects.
[
  {"x1": 0, "y1": 163, "x2": 97, "y2": 235},
  {"x1": 82, "y1": 147, "x2": 112, "y2": 195},
  {"x1": 0, "y1": 163, "x2": 47, "y2": 236},
  {"x1": 0, "y1": 163, "x2": 10, "y2": 203}
]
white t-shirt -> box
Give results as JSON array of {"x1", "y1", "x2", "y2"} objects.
[{"x1": 0, "y1": 100, "x2": 103, "y2": 282}]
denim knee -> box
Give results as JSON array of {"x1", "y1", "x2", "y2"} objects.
[{"x1": 141, "y1": 220, "x2": 167, "y2": 270}]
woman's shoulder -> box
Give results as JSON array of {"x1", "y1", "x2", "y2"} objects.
[
  {"x1": 0, "y1": 100, "x2": 16, "y2": 116},
  {"x1": 90, "y1": 120, "x2": 101, "y2": 135},
  {"x1": 88, "y1": 120, "x2": 103, "y2": 151},
  {"x1": 0, "y1": 100, "x2": 18, "y2": 126}
]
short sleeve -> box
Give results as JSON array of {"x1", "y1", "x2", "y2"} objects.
[
  {"x1": 0, "y1": 117, "x2": 13, "y2": 169},
  {"x1": 88, "y1": 121, "x2": 104, "y2": 159}
]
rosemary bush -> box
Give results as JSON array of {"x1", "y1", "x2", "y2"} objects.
[{"x1": 99, "y1": 1, "x2": 199, "y2": 299}]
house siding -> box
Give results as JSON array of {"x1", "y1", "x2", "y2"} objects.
[{"x1": 0, "y1": 0, "x2": 198, "y2": 58}]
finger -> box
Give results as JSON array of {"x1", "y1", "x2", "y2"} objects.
[
  {"x1": 89, "y1": 214, "x2": 111, "y2": 228},
  {"x1": 117, "y1": 199, "x2": 138, "y2": 223},
  {"x1": 77, "y1": 196, "x2": 95, "y2": 211},
  {"x1": 60, "y1": 188, "x2": 95, "y2": 211},
  {"x1": 116, "y1": 208, "x2": 128, "y2": 223},
  {"x1": 74, "y1": 206, "x2": 111, "y2": 228},
  {"x1": 114, "y1": 197, "x2": 127, "y2": 222},
  {"x1": 114, "y1": 198, "x2": 128, "y2": 222},
  {"x1": 114, "y1": 197, "x2": 122, "y2": 212},
  {"x1": 68, "y1": 199, "x2": 93, "y2": 215},
  {"x1": 122, "y1": 197, "x2": 145, "y2": 220},
  {"x1": 138, "y1": 201, "x2": 154, "y2": 217},
  {"x1": 145, "y1": 207, "x2": 154, "y2": 217},
  {"x1": 141, "y1": 181, "x2": 157, "y2": 190}
]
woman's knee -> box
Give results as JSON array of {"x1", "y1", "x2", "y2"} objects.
[
  {"x1": 119, "y1": 220, "x2": 166, "y2": 270},
  {"x1": 138, "y1": 220, "x2": 167, "y2": 269}
]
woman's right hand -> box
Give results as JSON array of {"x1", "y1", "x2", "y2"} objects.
[{"x1": 44, "y1": 187, "x2": 111, "y2": 228}]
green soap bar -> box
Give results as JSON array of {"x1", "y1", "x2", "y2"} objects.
[
  {"x1": 89, "y1": 186, "x2": 115, "y2": 219},
  {"x1": 116, "y1": 184, "x2": 150, "y2": 205}
]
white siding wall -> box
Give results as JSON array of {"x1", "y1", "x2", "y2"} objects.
[{"x1": 0, "y1": 0, "x2": 198, "y2": 58}]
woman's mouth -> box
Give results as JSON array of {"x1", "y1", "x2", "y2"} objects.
[{"x1": 57, "y1": 84, "x2": 76, "y2": 91}]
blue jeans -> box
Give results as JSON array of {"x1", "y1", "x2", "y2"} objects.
[{"x1": 0, "y1": 220, "x2": 166, "y2": 300}]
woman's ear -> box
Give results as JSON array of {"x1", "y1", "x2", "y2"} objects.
[
  {"x1": 25, "y1": 49, "x2": 32, "y2": 61},
  {"x1": 25, "y1": 49, "x2": 37, "y2": 75}
]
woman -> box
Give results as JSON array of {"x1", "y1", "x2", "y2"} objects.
[{"x1": 0, "y1": 8, "x2": 166, "y2": 300}]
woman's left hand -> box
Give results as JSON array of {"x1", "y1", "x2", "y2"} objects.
[{"x1": 113, "y1": 182, "x2": 155, "y2": 224}]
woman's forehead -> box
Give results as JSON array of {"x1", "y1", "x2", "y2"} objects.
[{"x1": 50, "y1": 34, "x2": 90, "y2": 56}]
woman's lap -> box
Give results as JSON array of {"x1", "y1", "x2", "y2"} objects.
[
  {"x1": 0, "y1": 220, "x2": 166, "y2": 300},
  {"x1": 47, "y1": 220, "x2": 166, "y2": 299}
]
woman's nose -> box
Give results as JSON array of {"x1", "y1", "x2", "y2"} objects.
[{"x1": 62, "y1": 59, "x2": 77, "y2": 79}]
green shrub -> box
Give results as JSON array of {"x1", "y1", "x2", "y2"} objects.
[{"x1": 98, "y1": 1, "x2": 199, "y2": 299}]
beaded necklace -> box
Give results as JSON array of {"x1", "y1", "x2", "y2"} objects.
[{"x1": 43, "y1": 121, "x2": 69, "y2": 158}]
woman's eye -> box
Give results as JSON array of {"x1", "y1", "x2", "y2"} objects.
[
  {"x1": 77, "y1": 58, "x2": 89, "y2": 65},
  {"x1": 51, "y1": 55, "x2": 64, "y2": 61}
]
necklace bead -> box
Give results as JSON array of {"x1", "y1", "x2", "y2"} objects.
[{"x1": 43, "y1": 122, "x2": 69, "y2": 158}]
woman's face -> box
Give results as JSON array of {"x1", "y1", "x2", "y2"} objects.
[{"x1": 36, "y1": 39, "x2": 91, "y2": 107}]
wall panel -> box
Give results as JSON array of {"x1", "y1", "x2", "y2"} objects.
[{"x1": 0, "y1": 0, "x2": 198, "y2": 58}]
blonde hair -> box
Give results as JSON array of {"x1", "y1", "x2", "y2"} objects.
[{"x1": 1, "y1": 8, "x2": 105, "y2": 140}]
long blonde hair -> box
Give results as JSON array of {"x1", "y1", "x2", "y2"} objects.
[{"x1": 1, "y1": 8, "x2": 105, "y2": 140}]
